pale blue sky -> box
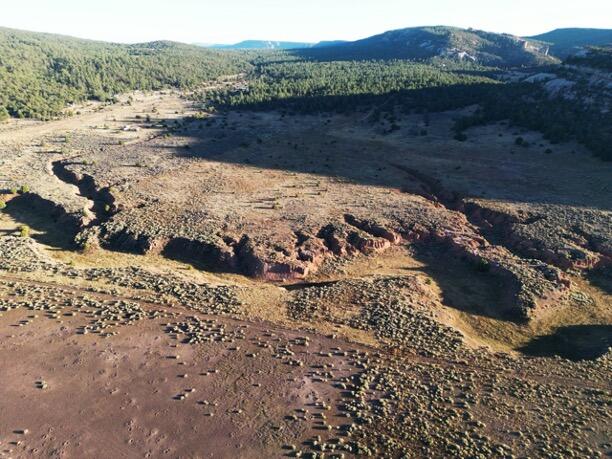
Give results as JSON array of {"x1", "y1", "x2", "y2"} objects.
[{"x1": 2, "y1": 0, "x2": 611, "y2": 44}]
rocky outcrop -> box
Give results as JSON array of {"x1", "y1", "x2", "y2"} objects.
[
  {"x1": 236, "y1": 233, "x2": 328, "y2": 281},
  {"x1": 404, "y1": 218, "x2": 570, "y2": 320},
  {"x1": 102, "y1": 227, "x2": 160, "y2": 254},
  {"x1": 101, "y1": 226, "x2": 239, "y2": 272},
  {"x1": 394, "y1": 163, "x2": 610, "y2": 274},
  {"x1": 462, "y1": 201, "x2": 611, "y2": 271},
  {"x1": 92, "y1": 195, "x2": 571, "y2": 320},
  {"x1": 344, "y1": 214, "x2": 402, "y2": 245},
  {"x1": 52, "y1": 160, "x2": 116, "y2": 225}
]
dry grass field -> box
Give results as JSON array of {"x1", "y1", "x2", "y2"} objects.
[{"x1": 0, "y1": 90, "x2": 610, "y2": 458}]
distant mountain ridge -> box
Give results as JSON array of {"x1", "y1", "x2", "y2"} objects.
[
  {"x1": 200, "y1": 27, "x2": 612, "y2": 65},
  {"x1": 298, "y1": 26, "x2": 558, "y2": 67},
  {"x1": 202, "y1": 40, "x2": 349, "y2": 50},
  {"x1": 527, "y1": 28, "x2": 612, "y2": 57},
  {"x1": 204, "y1": 27, "x2": 612, "y2": 66},
  {"x1": 207, "y1": 40, "x2": 314, "y2": 50}
]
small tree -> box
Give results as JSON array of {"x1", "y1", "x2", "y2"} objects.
[
  {"x1": 19, "y1": 225, "x2": 30, "y2": 238},
  {"x1": 0, "y1": 106, "x2": 9, "y2": 123}
]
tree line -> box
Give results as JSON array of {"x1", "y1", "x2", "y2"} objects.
[{"x1": 199, "y1": 58, "x2": 498, "y2": 113}]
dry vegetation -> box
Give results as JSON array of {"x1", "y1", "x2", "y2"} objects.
[{"x1": 0, "y1": 89, "x2": 610, "y2": 458}]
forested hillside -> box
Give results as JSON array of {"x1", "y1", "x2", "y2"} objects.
[
  {"x1": 295, "y1": 26, "x2": 557, "y2": 66},
  {"x1": 2, "y1": 25, "x2": 610, "y2": 161},
  {"x1": 454, "y1": 48, "x2": 612, "y2": 161},
  {"x1": 566, "y1": 46, "x2": 612, "y2": 71},
  {"x1": 201, "y1": 51, "x2": 611, "y2": 161},
  {"x1": 0, "y1": 27, "x2": 248, "y2": 120},
  {"x1": 528, "y1": 28, "x2": 612, "y2": 57},
  {"x1": 453, "y1": 83, "x2": 612, "y2": 161},
  {"x1": 201, "y1": 57, "x2": 498, "y2": 112}
]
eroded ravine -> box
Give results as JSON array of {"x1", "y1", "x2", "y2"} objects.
[
  {"x1": 1, "y1": 234, "x2": 610, "y2": 458},
  {"x1": 36, "y1": 145, "x2": 570, "y2": 323},
  {"x1": 51, "y1": 159, "x2": 117, "y2": 226}
]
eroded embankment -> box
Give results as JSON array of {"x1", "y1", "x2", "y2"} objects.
[
  {"x1": 393, "y1": 163, "x2": 611, "y2": 272},
  {"x1": 3, "y1": 192, "x2": 84, "y2": 238},
  {"x1": 462, "y1": 203, "x2": 611, "y2": 271},
  {"x1": 51, "y1": 160, "x2": 116, "y2": 225},
  {"x1": 26, "y1": 159, "x2": 573, "y2": 321},
  {"x1": 95, "y1": 206, "x2": 568, "y2": 321},
  {"x1": 1, "y1": 160, "x2": 120, "y2": 249}
]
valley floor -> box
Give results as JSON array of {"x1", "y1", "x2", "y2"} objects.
[{"x1": 0, "y1": 90, "x2": 610, "y2": 458}]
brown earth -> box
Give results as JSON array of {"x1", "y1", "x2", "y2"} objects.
[
  {"x1": 0, "y1": 279, "x2": 371, "y2": 458},
  {"x1": 48, "y1": 104, "x2": 610, "y2": 320},
  {"x1": 0, "y1": 90, "x2": 610, "y2": 458}
]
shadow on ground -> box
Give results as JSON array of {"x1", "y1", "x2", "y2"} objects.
[
  {"x1": 407, "y1": 245, "x2": 519, "y2": 322},
  {"x1": 586, "y1": 268, "x2": 612, "y2": 295},
  {"x1": 3, "y1": 194, "x2": 77, "y2": 250},
  {"x1": 520, "y1": 325, "x2": 612, "y2": 361},
  {"x1": 160, "y1": 94, "x2": 612, "y2": 212}
]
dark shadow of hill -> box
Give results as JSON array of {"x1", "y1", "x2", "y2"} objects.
[
  {"x1": 586, "y1": 268, "x2": 612, "y2": 295},
  {"x1": 155, "y1": 84, "x2": 611, "y2": 212},
  {"x1": 406, "y1": 245, "x2": 521, "y2": 323},
  {"x1": 204, "y1": 82, "x2": 498, "y2": 115},
  {"x1": 3, "y1": 194, "x2": 77, "y2": 250},
  {"x1": 519, "y1": 325, "x2": 612, "y2": 361}
]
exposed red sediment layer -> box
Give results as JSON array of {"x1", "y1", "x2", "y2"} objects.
[
  {"x1": 394, "y1": 163, "x2": 609, "y2": 273},
  {"x1": 48, "y1": 158, "x2": 574, "y2": 319},
  {"x1": 463, "y1": 202, "x2": 610, "y2": 271},
  {"x1": 94, "y1": 204, "x2": 569, "y2": 320}
]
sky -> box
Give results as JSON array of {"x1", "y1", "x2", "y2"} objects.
[{"x1": 2, "y1": 0, "x2": 611, "y2": 44}]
